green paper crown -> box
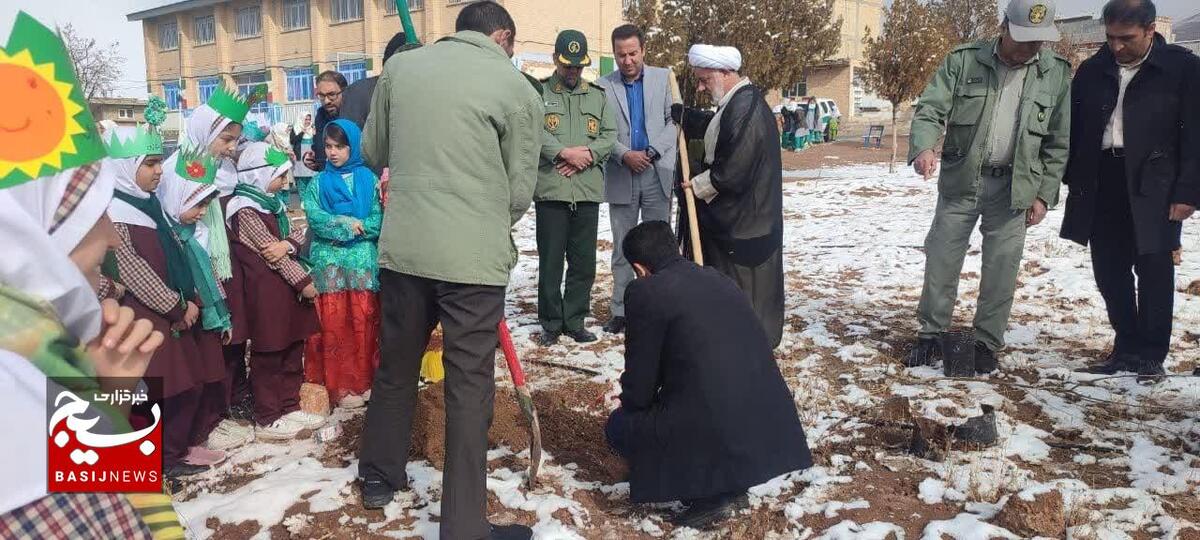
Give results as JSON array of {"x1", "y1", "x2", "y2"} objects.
[
  {"x1": 206, "y1": 82, "x2": 266, "y2": 124},
  {"x1": 175, "y1": 143, "x2": 220, "y2": 184},
  {"x1": 104, "y1": 123, "x2": 163, "y2": 159},
  {"x1": 265, "y1": 146, "x2": 291, "y2": 168},
  {"x1": 0, "y1": 12, "x2": 107, "y2": 189}
]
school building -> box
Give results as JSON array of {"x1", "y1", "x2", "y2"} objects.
[
  {"x1": 127, "y1": 0, "x2": 625, "y2": 139},
  {"x1": 768, "y1": 0, "x2": 885, "y2": 119}
]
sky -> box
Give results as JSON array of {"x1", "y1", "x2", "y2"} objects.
[{"x1": 0, "y1": 0, "x2": 1196, "y2": 99}]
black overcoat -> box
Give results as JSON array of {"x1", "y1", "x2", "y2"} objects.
[
  {"x1": 1060, "y1": 34, "x2": 1200, "y2": 254},
  {"x1": 617, "y1": 256, "x2": 811, "y2": 503}
]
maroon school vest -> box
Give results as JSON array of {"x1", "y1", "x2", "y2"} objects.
[
  {"x1": 120, "y1": 225, "x2": 225, "y2": 398},
  {"x1": 229, "y1": 209, "x2": 319, "y2": 353}
]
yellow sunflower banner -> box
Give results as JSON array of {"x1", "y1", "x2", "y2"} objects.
[{"x1": 0, "y1": 12, "x2": 106, "y2": 189}]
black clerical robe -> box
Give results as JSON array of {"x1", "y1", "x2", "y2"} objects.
[{"x1": 677, "y1": 81, "x2": 785, "y2": 348}]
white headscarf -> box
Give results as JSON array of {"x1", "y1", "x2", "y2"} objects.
[
  {"x1": 103, "y1": 129, "x2": 158, "y2": 228},
  {"x1": 163, "y1": 103, "x2": 237, "y2": 193},
  {"x1": 156, "y1": 171, "x2": 218, "y2": 227},
  {"x1": 227, "y1": 142, "x2": 291, "y2": 223},
  {"x1": 687, "y1": 44, "x2": 743, "y2": 71},
  {"x1": 1, "y1": 163, "x2": 112, "y2": 343},
  {"x1": 6, "y1": 163, "x2": 114, "y2": 256},
  {"x1": 293, "y1": 112, "x2": 315, "y2": 137},
  {"x1": 269, "y1": 122, "x2": 294, "y2": 156}
]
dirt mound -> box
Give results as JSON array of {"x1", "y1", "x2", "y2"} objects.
[
  {"x1": 533, "y1": 389, "x2": 627, "y2": 484},
  {"x1": 410, "y1": 382, "x2": 530, "y2": 469},
  {"x1": 408, "y1": 380, "x2": 624, "y2": 483},
  {"x1": 994, "y1": 490, "x2": 1065, "y2": 537}
]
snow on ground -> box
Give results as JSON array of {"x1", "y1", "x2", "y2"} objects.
[{"x1": 175, "y1": 164, "x2": 1200, "y2": 538}]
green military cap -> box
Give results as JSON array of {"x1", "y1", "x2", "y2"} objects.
[{"x1": 554, "y1": 30, "x2": 591, "y2": 67}]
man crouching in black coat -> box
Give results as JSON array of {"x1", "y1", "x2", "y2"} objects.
[{"x1": 605, "y1": 221, "x2": 812, "y2": 529}]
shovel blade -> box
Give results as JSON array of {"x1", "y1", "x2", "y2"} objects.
[{"x1": 515, "y1": 387, "x2": 543, "y2": 486}]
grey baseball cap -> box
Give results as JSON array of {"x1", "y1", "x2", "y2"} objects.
[{"x1": 1005, "y1": 0, "x2": 1061, "y2": 42}]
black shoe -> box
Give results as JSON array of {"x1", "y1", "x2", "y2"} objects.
[
  {"x1": 164, "y1": 462, "x2": 210, "y2": 479},
  {"x1": 602, "y1": 316, "x2": 626, "y2": 334},
  {"x1": 489, "y1": 523, "x2": 533, "y2": 540},
  {"x1": 974, "y1": 341, "x2": 997, "y2": 374},
  {"x1": 905, "y1": 337, "x2": 939, "y2": 367},
  {"x1": 1137, "y1": 363, "x2": 1166, "y2": 384},
  {"x1": 564, "y1": 328, "x2": 597, "y2": 343},
  {"x1": 1079, "y1": 352, "x2": 1140, "y2": 375},
  {"x1": 674, "y1": 492, "x2": 749, "y2": 530},
  {"x1": 536, "y1": 331, "x2": 560, "y2": 347},
  {"x1": 360, "y1": 476, "x2": 396, "y2": 509}
]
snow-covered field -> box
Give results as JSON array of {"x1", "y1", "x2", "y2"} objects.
[{"x1": 175, "y1": 164, "x2": 1200, "y2": 538}]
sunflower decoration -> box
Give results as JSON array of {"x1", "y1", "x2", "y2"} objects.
[{"x1": 0, "y1": 12, "x2": 105, "y2": 189}]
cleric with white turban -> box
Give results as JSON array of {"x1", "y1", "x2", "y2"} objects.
[
  {"x1": 676, "y1": 42, "x2": 786, "y2": 348},
  {"x1": 687, "y1": 44, "x2": 742, "y2": 72}
]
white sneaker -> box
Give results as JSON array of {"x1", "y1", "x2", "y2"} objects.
[
  {"x1": 282, "y1": 410, "x2": 326, "y2": 430},
  {"x1": 207, "y1": 420, "x2": 254, "y2": 451},
  {"x1": 338, "y1": 394, "x2": 366, "y2": 409},
  {"x1": 256, "y1": 417, "x2": 304, "y2": 441}
]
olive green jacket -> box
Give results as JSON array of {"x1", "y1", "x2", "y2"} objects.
[
  {"x1": 363, "y1": 31, "x2": 544, "y2": 286},
  {"x1": 536, "y1": 73, "x2": 618, "y2": 204},
  {"x1": 908, "y1": 38, "x2": 1072, "y2": 209}
]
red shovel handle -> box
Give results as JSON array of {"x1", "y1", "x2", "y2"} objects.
[{"x1": 498, "y1": 319, "x2": 525, "y2": 387}]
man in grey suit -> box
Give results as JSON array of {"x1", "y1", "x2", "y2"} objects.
[{"x1": 597, "y1": 24, "x2": 678, "y2": 334}]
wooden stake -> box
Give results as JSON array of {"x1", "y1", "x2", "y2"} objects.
[{"x1": 668, "y1": 69, "x2": 704, "y2": 265}]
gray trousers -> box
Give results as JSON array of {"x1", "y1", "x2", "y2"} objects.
[
  {"x1": 609, "y1": 174, "x2": 672, "y2": 317},
  {"x1": 917, "y1": 173, "x2": 1027, "y2": 351},
  {"x1": 359, "y1": 270, "x2": 504, "y2": 540}
]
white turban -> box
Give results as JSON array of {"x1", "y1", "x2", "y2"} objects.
[{"x1": 688, "y1": 44, "x2": 742, "y2": 71}]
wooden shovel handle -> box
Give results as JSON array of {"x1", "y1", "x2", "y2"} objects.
[{"x1": 668, "y1": 69, "x2": 704, "y2": 266}]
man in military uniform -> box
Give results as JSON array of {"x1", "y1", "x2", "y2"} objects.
[
  {"x1": 535, "y1": 30, "x2": 617, "y2": 346},
  {"x1": 906, "y1": 0, "x2": 1071, "y2": 373}
]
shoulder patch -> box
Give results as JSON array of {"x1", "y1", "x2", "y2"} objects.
[{"x1": 952, "y1": 40, "x2": 985, "y2": 53}]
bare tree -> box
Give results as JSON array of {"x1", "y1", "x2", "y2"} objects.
[
  {"x1": 58, "y1": 23, "x2": 124, "y2": 100},
  {"x1": 860, "y1": 0, "x2": 953, "y2": 172},
  {"x1": 931, "y1": 0, "x2": 1000, "y2": 44},
  {"x1": 627, "y1": 0, "x2": 842, "y2": 106},
  {"x1": 1050, "y1": 32, "x2": 1087, "y2": 73}
]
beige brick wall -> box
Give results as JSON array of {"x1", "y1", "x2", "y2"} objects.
[
  {"x1": 141, "y1": 0, "x2": 624, "y2": 110},
  {"x1": 764, "y1": 64, "x2": 854, "y2": 120},
  {"x1": 806, "y1": 64, "x2": 853, "y2": 114},
  {"x1": 831, "y1": 0, "x2": 882, "y2": 62}
]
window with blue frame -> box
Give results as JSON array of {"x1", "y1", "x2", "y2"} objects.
[
  {"x1": 338, "y1": 60, "x2": 366, "y2": 84},
  {"x1": 163, "y1": 82, "x2": 182, "y2": 110},
  {"x1": 286, "y1": 68, "x2": 314, "y2": 102},
  {"x1": 234, "y1": 72, "x2": 269, "y2": 113},
  {"x1": 198, "y1": 77, "x2": 219, "y2": 104}
]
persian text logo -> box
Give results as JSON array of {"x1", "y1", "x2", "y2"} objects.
[{"x1": 47, "y1": 378, "x2": 163, "y2": 492}]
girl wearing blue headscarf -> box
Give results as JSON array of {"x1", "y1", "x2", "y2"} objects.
[{"x1": 301, "y1": 119, "x2": 382, "y2": 409}]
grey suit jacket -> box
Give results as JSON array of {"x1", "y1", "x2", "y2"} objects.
[{"x1": 597, "y1": 65, "x2": 678, "y2": 205}]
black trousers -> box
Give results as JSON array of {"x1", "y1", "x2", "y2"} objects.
[
  {"x1": 359, "y1": 269, "x2": 504, "y2": 540},
  {"x1": 1090, "y1": 155, "x2": 1175, "y2": 366},
  {"x1": 535, "y1": 201, "x2": 599, "y2": 333}
]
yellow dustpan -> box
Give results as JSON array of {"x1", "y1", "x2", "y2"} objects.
[{"x1": 420, "y1": 325, "x2": 445, "y2": 382}]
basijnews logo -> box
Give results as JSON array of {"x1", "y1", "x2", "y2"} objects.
[{"x1": 47, "y1": 378, "x2": 163, "y2": 493}]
